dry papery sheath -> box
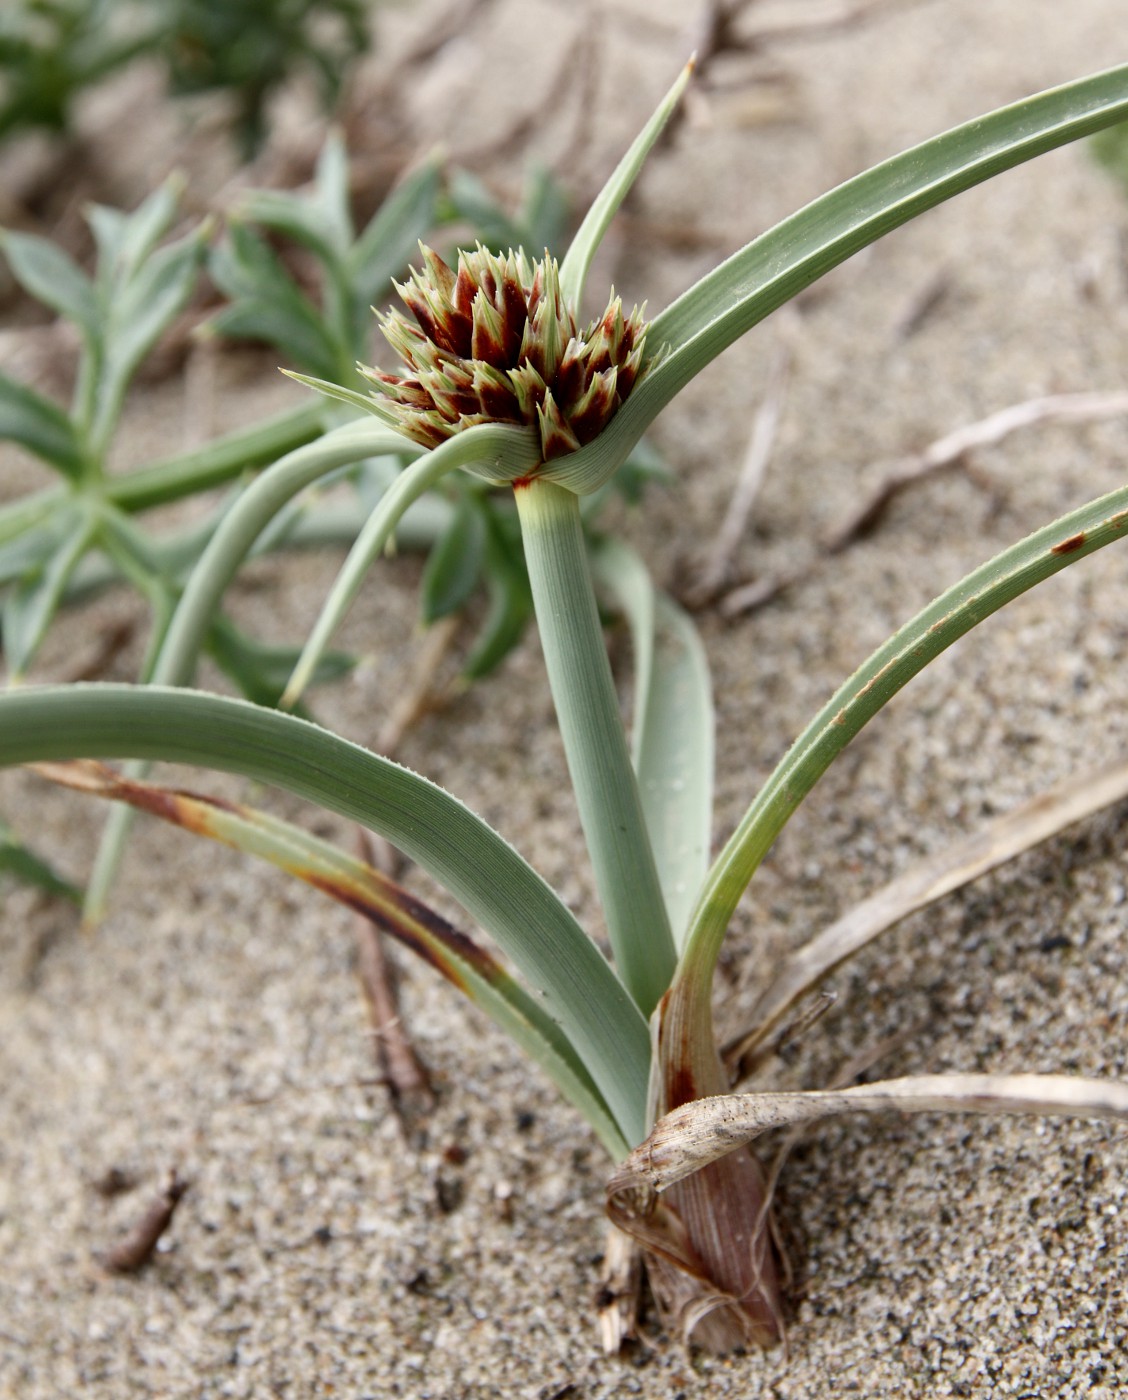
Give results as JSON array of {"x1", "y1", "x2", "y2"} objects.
[{"x1": 363, "y1": 244, "x2": 647, "y2": 462}]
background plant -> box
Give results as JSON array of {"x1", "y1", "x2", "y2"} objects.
[
  {"x1": 0, "y1": 178, "x2": 335, "y2": 696},
  {"x1": 0, "y1": 132, "x2": 566, "y2": 694},
  {"x1": 4, "y1": 44, "x2": 1128, "y2": 1371},
  {"x1": 0, "y1": 0, "x2": 372, "y2": 153},
  {"x1": 0, "y1": 0, "x2": 153, "y2": 143},
  {"x1": 0, "y1": 128, "x2": 661, "y2": 906}
]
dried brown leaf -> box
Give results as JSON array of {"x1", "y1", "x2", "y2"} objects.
[{"x1": 609, "y1": 1073, "x2": 1128, "y2": 1204}]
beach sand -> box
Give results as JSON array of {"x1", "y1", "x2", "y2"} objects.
[{"x1": 1, "y1": 1, "x2": 1126, "y2": 1394}]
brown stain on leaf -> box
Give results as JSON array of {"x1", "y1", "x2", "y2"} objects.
[
  {"x1": 303, "y1": 872, "x2": 509, "y2": 998},
  {"x1": 34, "y1": 761, "x2": 504, "y2": 1003},
  {"x1": 664, "y1": 1064, "x2": 701, "y2": 1111},
  {"x1": 129, "y1": 784, "x2": 242, "y2": 835},
  {"x1": 1051, "y1": 531, "x2": 1087, "y2": 555}
]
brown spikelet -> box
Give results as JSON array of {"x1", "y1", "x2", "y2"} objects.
[{"x1": 361, "y1": 244, "x2": 649, "y2": 468}]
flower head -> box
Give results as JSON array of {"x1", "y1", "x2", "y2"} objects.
[{"x1": 361, "y1": 244, "x2": 648, "y2": 464}]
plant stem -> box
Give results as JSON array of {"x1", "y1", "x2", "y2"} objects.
[
  {"x1": 515, "y1": 477, "x2": 675, "y2": 1016},
  {"x1": 105, "y1": 402, "x2": 325, "y2": 512}
]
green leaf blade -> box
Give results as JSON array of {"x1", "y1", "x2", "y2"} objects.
[
  {"x1": 680, "y1": 484, "x2": 1128, "y2": 1000},
  {"x1": 0, "y1": 372, "x2": 85, "y2": 478},
  {"x1": 0, "y1": 229, "x2": 98, "y2": 338},
  {"x1": 515, "y1": 480, "x2": 676, "y2": 1016},
  {"x1": 0, "y1": 685, "x2": 652, "y2": 1147},
  {"x1": 594, "y1": 538, "x2": 714, "y2": 948},
  {"x1": 550, "y1": 63, "x2": 1128, "y2": 495}
]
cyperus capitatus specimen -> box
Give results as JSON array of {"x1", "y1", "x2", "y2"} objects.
[{"x1": 362, "y1": 244, "x2": 647, "y2": 463}]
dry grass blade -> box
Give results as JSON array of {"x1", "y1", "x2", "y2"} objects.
[
  {"x1": 29, "y1": 756, "x2": 631, "y2": 1151},
  {"x1": 353, "y1": 828, "x2": 435, "y2": 1122},
  {"x1": 719, "y1": 389, "x2": 1128, "y2": 617},
  {"x1": 687, "y1": 318, "x2": 794, "y2": 607},
  {"x1": 609, "y1": 1074, "x2": 1128, "y2": 1204},
  {"x1": 597, "y1": 1223, "x2": 645, "y2": 1355},
  {"x1": 29, "y1": 758, "x2": 503, "y2": 1000},
  {"x1": 724, "y1": 759, "x2": 1128, "y2": 1075},
  {"x1": 823, "y1": 390, "x2": 1128, "y2": 553}
]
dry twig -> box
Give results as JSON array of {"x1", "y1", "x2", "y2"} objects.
[
  {"x1": 718, "y1": 389, "x2": 1128, "y2": 618},
  {"x1": 746, "y1": 0, "x2": 918, "y2": 45},
  {"x1": 890, "y1": 264, "x2": 953, "y2": 340},
  {"x1": 57, "y1": 618, "x2": 137, "y2": 684},
  {"x1": 453, "y1": 8, "x2": 602, "y2": 173},
  {"x1": 686, "y1": 315, "x2": 796, "y2": 607},
  {"x1": 101, "y1": 1167, "x2": 189, "y2": 1273},
  {"x1": 352, "y1": 828, "x2": 436, "y2": 1122},
  {"x1": 376, "y1": 614, "x2": 462, "y2": 756},
  {"x1": 822, "y1": 390, "x2": 1128, "y2": 554}
]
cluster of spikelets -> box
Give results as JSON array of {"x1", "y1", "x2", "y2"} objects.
[{"x1": 361, "y1": 244, "x2": 648, "y2": 463}]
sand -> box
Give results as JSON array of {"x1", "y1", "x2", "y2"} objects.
[{"x1": 1, "y1": 0, "x2": 1127, "y2": 1395}]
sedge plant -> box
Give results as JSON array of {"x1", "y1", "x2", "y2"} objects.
[
  {"x1": 4, "y1": 59, "x2": 1128, "y2": 1351},
  {"x1": 0, "y1": 137, "x2": 642, "y2": 904}
]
